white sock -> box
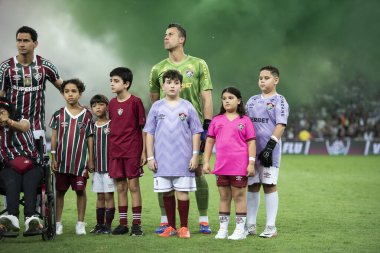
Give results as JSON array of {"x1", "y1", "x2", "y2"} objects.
[
  {"x1": 160, "y1": 216, "x2": 168, "y2": 223},
  {"x1": 219, "y1": 215, "x2": 229, "y2": 230},
  {"x1": 265, "y1": 191, "x2": 278, "y2": 226},
  {"x1": 247, "y1": 191, "x2": 260, "y2": 225},
  {"x1": 236, "y1": 215, "x2": 246, "y2": 231},
  {"x1": 199, "y1": 216, "x2": 209, "y2": 223}
]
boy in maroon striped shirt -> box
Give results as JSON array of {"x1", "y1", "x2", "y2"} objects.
[{"x1": 49, "y1": 78, "x2": 94, "y2": 235}]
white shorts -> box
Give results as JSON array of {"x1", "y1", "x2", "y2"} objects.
[
  {"x1": 248, "y1": 165, "x2": 279, "y2": 185},
  {"x1": 154, "y1": 176, "x2": 197, "y2": 193},
  {"x1": 92, "y1": 172, "x2": 116, "y2": 193}
]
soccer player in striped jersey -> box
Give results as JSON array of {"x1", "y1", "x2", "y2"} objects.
[
  {"x1": 49, "y1": 79, "x2": 94, "y2": 236},
  {"x1": 108, "y1": 67, "x2": 146, "y2": 236},
  {"x1": 144, "y1": 70, "x2": 203, "y2": 238},
  {"x1": 149, "y1": 23, "x2": 213, "y2": 234},
  {"x1": 0, "y1": 26, "x2": 63, "y2": 150},
  {"x1": 245, "y1": 66, "x2": 289, "y2": 238},
  {"x1": 89, "y1": 94, "x2": 115, "y2": 234}
]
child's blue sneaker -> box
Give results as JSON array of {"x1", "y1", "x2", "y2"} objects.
[
  {"x1": 199, "y1": 222, "x2": 212, "y2": 234},
  {"x1": 154, "y1": 222, "x2": 169, "y2": 234}
]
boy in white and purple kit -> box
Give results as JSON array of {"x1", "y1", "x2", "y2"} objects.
[
  {"x1": 245, "y1": 66, "x2": 289, "y2": 238},
  {"x1": 144, "y1": 69, "x2": 203, "y2": 239}
]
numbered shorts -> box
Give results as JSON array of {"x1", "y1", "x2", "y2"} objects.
[
  {"x1": 248, "y1": 165, "x2": 279, "y2": 185},
  {"x1": 92, "y1": 172, "x2": 116, "y2": 193},
  {"x1": 154, "y1": 176, "x2": 197, "y2": 193},
  {"x1": 55, "y1": 173, "x2": 87, "y2": 191}
]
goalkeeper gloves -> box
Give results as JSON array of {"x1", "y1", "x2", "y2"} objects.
[
  {"x1": 200, "y1": 119, "x2": 211, "y2": 153},
  {"x1": 258, "y1": 137, "x2": 277, "y2": 167}
]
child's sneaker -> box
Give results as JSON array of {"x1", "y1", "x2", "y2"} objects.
[
  {"x1": 24, "y1": 216, "x2": 43, "y2": 235},
  {"x1": 158, "y1": 226, "x2": 177, "y2": 237},
  {"x1": 90, "y1": 224, "x2": 104, "y2": 234},
  {"x1": 130, "y1": 224, "x2": 144, "y2": 236},
  {"x1": 112, "y1": 225, "x2": 129, "y2": 235},
  {"x1": 199, "y1": 222, "x2": 212, "y2": 234},
  {"x1": 75, "y1": 221, "x2": 87, "y2": 235},
  {"x1": 56, "y1": 222, "x2": 63, "y2": 235},
  {"x1": 154, "y1": 222, "x2": 169, "y2": 234},
  {"x1": 246, "y1": 224, "x2": 257, "y2": 235},
  {"x1": 214, "y1": 228, "x2": 228, "y2": 239},
  {"x1": 259, "y1": 225, "x2": 277, "y2": 238},
  {"x1": 178, "y1": 227, "x2": 190, "y2": 239},
  {"x1": 228, "y1": 227, "x2": 248, "y2": 240},
  {"x1": 0, "y1": 214, "x2": 20, "y2": 235},
  {"x1": 101, "y1": 226, "x2": 112, "y2": 234}
]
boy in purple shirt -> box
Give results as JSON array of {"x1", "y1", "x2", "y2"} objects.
[
  {"x1": 144, "y1": 70, "x2": 202, "y2": 239},
  {"x1": 245, "y1": 66, "x2": 289, "y2": 238}
]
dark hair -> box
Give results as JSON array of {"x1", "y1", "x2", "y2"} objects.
[
  {"x1": 162, "y1": 69, "x2": 183, "y2": 83},
  {"x1": 16, "y1": 26, "x2": 38, "y2": 42},
  {"x1": 60, "y1": 78, "x2": 86, "y2": 93},
  {"x1": 90, "y1": 94, "x2": 109, "y2": 107},
  {"x1": 0, "y1": 97, "x2": 17, "y2": 120},
  {"x1": 219, "y1": 86, "x2": 245, "y2": 118},
  {"x1": 110, "y1": 67, "x2": 133, "y2": 90},
  {"x1": 260, "y1": 66, "x2": 280, "y2": 77},
  {"x1": 168, "y1": 23, "x2": 186, "y2": 46}
]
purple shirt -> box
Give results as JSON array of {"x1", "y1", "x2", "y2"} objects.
[
  {"x1": 246, "y1": 93, "x2": 289, "y2": 167},
  {"x1": 144, "y1": 99, "x2": 203, "y2": 177}
]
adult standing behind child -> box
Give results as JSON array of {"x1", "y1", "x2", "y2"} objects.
[
  {"x1": 144, "y1": 70, "x2": 203, "y2": 239},
  {"x1": 49, "y1": 79, "x2": 94, "y2": 236},
  {"x1": 108, "y1": 67, "x2": 146, "y2": 236},
  {"x1": 89, "y1": 94, "x2": 115, "y2": 234},
  {"x1": 245, "y1": 66, "x2": 289, "y2": 238},
  {"x1": 203, "y1": 87, "x2": 256, "y2": 240}
]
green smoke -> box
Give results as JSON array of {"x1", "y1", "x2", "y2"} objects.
[{"x1": 61, "y1": 0, "x2": 380, "y2": 109}]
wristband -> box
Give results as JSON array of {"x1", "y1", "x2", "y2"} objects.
[
  {"x1": 51, "y1": 151, "x2": 56, "y2": 154},
  {"x1": 193, "y1": 151, "x2": 200, "y2": 155},
  {"x1": 271, "y1": 135, "x2": 279, "y2": 143},
  {"x1": 147, "y1": 156, "x2": 155, "y2": 161},
  {"x1": 249, "y1": 157, "x2": 255, "y2": 161}
]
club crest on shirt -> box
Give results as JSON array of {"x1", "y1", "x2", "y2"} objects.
[
  {"x1": 104, "y1": 127, "x2": 111, "y2": 135},
  {"x1": 179, "y1": 112, "x2": 187, "y2": 121},
  {"x1": 61, "y1": 122, "x2": 69, "y2": 127},
  {"x1": 33, "y1": 72, "x2": 42, "y2": 82},
  {"x1": 117, "y1": 108, "x2": 123, "y2": 116},
  {"x1": 266, "y1": 102, "x2": 275, "y2": 111},
  {"x1": 78, "y1": 122, "x2": 87, "y2": 129},
  {"x1": 238, "y1": 123, "x2": 245, "y2": 130},
  {"x1": 185, "y1": 69, "x2": 194, "y2": 78}
]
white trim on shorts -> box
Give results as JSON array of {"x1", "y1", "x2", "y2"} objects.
[
  {"x1": 248, "y1": 164, "x2": 279, "y2": 185},
  {"x1": 92, "y1": 172, "x2": 116, "y2": 193},
  {"x1": 153, "y1": 176, "x2": 197, "y2": 192}
]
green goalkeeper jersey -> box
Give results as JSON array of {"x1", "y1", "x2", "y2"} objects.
[{"x1": 149, "y1": 55, "x2": 213, "y2": 123}]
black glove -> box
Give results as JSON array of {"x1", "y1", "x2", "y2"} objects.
[
  {"x1": 258, "y1": 138, "x2": 277, "y2": 167},
  {"x1": 200, "y1": 119, "x2": 211, "y2": 153}
]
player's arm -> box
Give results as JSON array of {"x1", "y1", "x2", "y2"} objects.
[
  {"x1": 201, "y1": 89, "x2": 213, "y2": 121},
  {"x1": 149, "y1": 67, "x2": 160, "y2": 103},
  {"x1": 53, "y1": 79, "x2": 63, "y2": 92},
  {"x1": 150, "y1": 92, "x2": 160, "y2": 103},
  {"x1": 0, "y1": 116, "x2": 30, "y2": 133},
  {"x1": 202, "y1": 136, "x2": 215, "y2": 174},
  {"x1": 146, "y1": 133, "x2": 157, "y2": 172},
  {"x1": 50, "y1": 129, "x2": 58, "y2": 171},
  {"x1": 272, "y1": 123, "x2": 286, "y2": 140},
  {"x1": 87, "y1": 135, "x2": 95, "y2": 173},
  {"x1": 247, "y1": 139, "x2": 256, "y2": 177},
  {"x1": 189, "y1": 133, "x2": 201, "y2": 171}
]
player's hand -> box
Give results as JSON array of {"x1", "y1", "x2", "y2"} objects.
[
  {"x1": 140, "y1": 153, "x2": 147, "y2": 166},
  {"x1": 148, "y1": 159, "x2": 157, "y2": 172},
  {"x1": 258, "y1": 138, "x2": 277, "y2": 167},
  {"x1": 189, "y1": 154, "x2": 199, "y2": 171},
  {"x1": 202, "y1": 162, "x2": 212, "y2": 174},
  {"x1": 87, "y1": 160, "x2": 95, "y2": 173},
  {"x1": 247, "y1": 164, "x2": 255, "y2": 177},
  {"x1": 51, "y1": 160, "x2": 58, "y2": 172}
]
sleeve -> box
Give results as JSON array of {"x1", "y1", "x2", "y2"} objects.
[
  {"x1": 85, "y1": 111, "x2": 94, "y2": 137},
  {"x1": 188, "y1": 103, "x2": 203, "y2": 135},
  {"x1": 245, "y1": 117, "x2": 256, "y2": 141},
  {"x1": 143, "y1": 103, "x2": 157, "y2": 135},
  {"x1": 207, "y1": 117, "x2": 216, "y2": 138},
  {"x1": 0, "y1": 60, "x2": 10, "y2": 91},
  {"x1": 149, "y1": 65, "x2": 161, "y2": 93},
  {"x1": 275, "y1": 96, "x2": 289, "y2": 126},
  {"x1": 136, "y1": 98, "x2": 146, "y2": 127},
  {"x1": 42, "y1": 58, "x2": 61, "y2": 83},
  {"x1": 198, "y1": 59, "x2": 213, "y2": 91},
  {"x1": 49, "y1": 111, "x2": 58, "y2": 130}
]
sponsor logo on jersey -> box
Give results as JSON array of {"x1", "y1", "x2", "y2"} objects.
[
  {"x1": 12, "y1": 74, "x2": 21, "y2": 81},
  {"x1": 12, "y1": 67, "x2": 20, "y2": 72},
  {"x1": 33, "y1": 65, "x2": 41, "y2": 70},
  {"x1": 104, "y1": 127, "x2": 110, "y2": 135},
  {"x1": 11, "y1": 85, "x2": 42, "y2": 92},
  {"x1": 33, "y1": 72, "x2": 42, "y2": 82},
  {"x1": 266, "y1": 102, "x2": 275, "y2": 111},
  {"x1": 117, "y1": 108, "x2": 123, "y2": 116},
  {"x1": 253, "y1": 117, "x2": 269, "y2": 123},
  {"x1": 185, "y1": 69, "x2": 193, "y2": 78},
  {"x1": 238, "y1": 123, "x2": 245, "y2": 130},
  {"x1": 61, "y1": 122, "x2": 69, "y2": 127},
  {"x1": 179, "y1": 112, "x2": 187, "y2": 121},
  {"x1": 157, "y1": 114, "x2": 166, "y2": 120}
]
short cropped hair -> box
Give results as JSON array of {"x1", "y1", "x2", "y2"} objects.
[
  {"x1": 16, "y1": 26, "x2": 38, "y2": 42},
  {"x1": 110, "y1": 67, "x2": 133, "y2": 90},
  {"x1": 260, "y1": 66, "x2": 280, "y2": 77},
  {"x1": 162, "y1": 69, "x2": 183, "y2": 83},
  {"x1": 90, "y1": 94, "x2": 109, "y2": 107},
  {"x1": 60, "y1": 78, "x2": 86, "y2": 93},
  {"x1": 168, "y1": 23, "x2": 186, "y2": 46}
]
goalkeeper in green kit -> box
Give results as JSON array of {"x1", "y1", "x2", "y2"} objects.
[{"x1": 149, "y1": 23, "x2": 213, "y2": 234}]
